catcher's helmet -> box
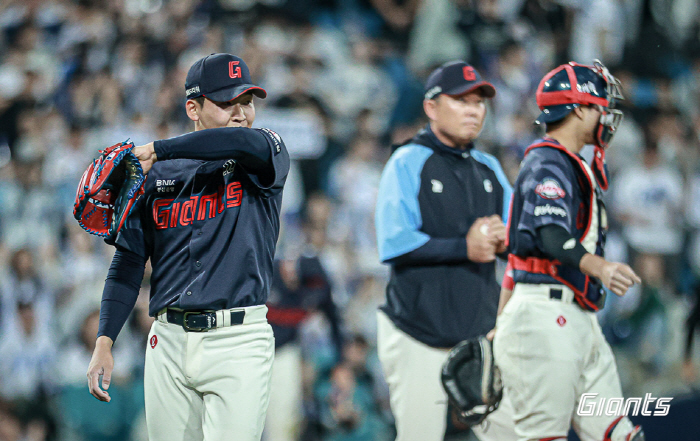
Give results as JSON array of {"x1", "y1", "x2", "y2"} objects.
[
  {"x1": 535, "y1": 60, "x2": 624, "y2": 189},
  {"x1": 535, "y1": 60, "x2": 623, "y2": 149}
]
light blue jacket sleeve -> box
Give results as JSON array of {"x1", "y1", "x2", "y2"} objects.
[{"x1": 375, "y1": 145, "x2": 434, "y2": 262}]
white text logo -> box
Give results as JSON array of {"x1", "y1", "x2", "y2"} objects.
[
  {"x1": 533, "y1": 204, "x2": 567, "y2": 217},
  {"x1": 156, "y1": 179, "x2": 176, "y2": 193},
  {"x1": 576, "y1": 393, "x2": 672, "y2": 417}
]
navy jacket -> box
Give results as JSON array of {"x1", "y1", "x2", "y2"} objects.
[{"x1": 375, "y1": 126, "x2": 512, "y2": 348}]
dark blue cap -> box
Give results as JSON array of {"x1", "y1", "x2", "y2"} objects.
[
  {"x1": 185, "y1": 53, "x2": 267, "y2": 102},
  {"x1": 424, "y1": 61, "x2": 496, "y2": 100}
]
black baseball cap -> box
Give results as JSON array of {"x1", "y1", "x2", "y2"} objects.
[
  {"x1": 424, "y1": 61, "x2": 496, "y2": 100},
  {"x1": 185, "y1": 53, "x2": 267, "y2": 102}
]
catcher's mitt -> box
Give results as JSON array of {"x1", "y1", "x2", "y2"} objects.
[
  {"x1": 441, "y1": 336, "x2": 503, "y2": 426},
  {"x1": 73, "y1": 141, "x2": 146, "y2": 240}
]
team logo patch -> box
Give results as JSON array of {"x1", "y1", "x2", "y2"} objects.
[
  {"x1": 150, "y1": 335, "x2": 158, "y2": 348},
  {"x1": 483, "y1": 179, "x2": 493, "y2": 193},
  {"x1": 556, "y1": 316, "x2": 567, "y2": 327},
  {"x1": 223, "y1": 159, "x2": 236, "y2": 177},
  {"x1": 535, "y1": 178, "x2": 566, "y2": 200},
  {"x1": 431, "y1": 179, "x2": 443, "y2": 193}
]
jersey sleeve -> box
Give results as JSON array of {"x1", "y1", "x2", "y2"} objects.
[
  {"x1": 153, "y1": 127, "x2": 290, "y2": 195},
  {"x1": 516, "y1": 158, "x2": 576, "y2": 236},
  {"x1": 247, "y1": 128, "x2": 290, "y2": 195},
  {"x1": 375, "y1": 145, "x2": 469, "y2": 264},
  {"x1": 107, "y1": 197, "x2": 149, "y2": 257}
]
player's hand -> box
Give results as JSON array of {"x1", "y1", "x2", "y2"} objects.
[
  {"x1": 467, "y1": 217, "x2": 497, "y2": 263},
  {"x1": 133, "y1": 142, "x2": 157, "y2": 174},
  {"x1": 87, "y1": 336, "x2": 115, "y2": 402},
  {"x1": 485, "y1": 215, "x2": 507, "y2": 253},
  {"x1": 486, "y1": 328, "x2": 496, "y2": 341},
  {"x1": 580, "y1": 254, "x2": 641, "y2": 296},
  {"x1": 599, "y1": 261, "x2": 642, "y2": 296}
]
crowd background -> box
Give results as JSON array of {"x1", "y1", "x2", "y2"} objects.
[{"x1": 1, "y1": 0, "x2": 700, "y2": 440}]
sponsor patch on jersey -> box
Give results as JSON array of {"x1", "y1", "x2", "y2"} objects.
[
  {"x1": 556, "y1": 315, "x2": 567, "y2": 327},
  {"x1": 535, "y1": 178, "x2": 566, "y2": 200},
  {"x1": 156, "y1": 179, "x2": 177, "y2": 193},
  {"x1": 431, "y1": 179, "x2": 443, "y2": 193},
  {"x1": 533, "y1": 204, "x2": 567, "y2": 217},
  {"x1": 483, "y1": 179, "x2": 493, "y2": 193},
  {"x1": 150, "y1": 335, "x2": 158, "y2": 348}
]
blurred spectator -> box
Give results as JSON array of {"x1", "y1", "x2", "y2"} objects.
[
  {"x1": 568, "y1": 0, "x2": 626, "y2": 66},
  {"x1": 316, "y1": 361, "x2": 391, "y2": 441},
  {"x1": 327, "y1": 134, "x2": 384, "y2": 276},
  {"x1": 608, "y1": 253, "x2": 670, "y2": 374},
  {"x1": 613, "y1": 138, "x2": 684, "y2": 276},
  {"x1": 0, "y1": 299, "x2": 56, "y2": 440},
  {"x1": 265, "y1": 226, "x2": 343, "y2": 441},
  {"x1": 0, "y1": 159, "x2": 62, "y2": 251},
  {"x1": 56, "y1": 308, "x2": 144, "y2": 441}
]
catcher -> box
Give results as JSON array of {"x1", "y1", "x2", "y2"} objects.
[
  {"x1": 493, "y1": 61, "x2": 644, "y2": 441},
  {"x1": 75, "y1": 53, "x2": 290, "y2": 441}
]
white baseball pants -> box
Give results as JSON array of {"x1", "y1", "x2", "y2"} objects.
[
  {"x1": 493, "y1": 284, "x2": 636, "y2": 441},
  {"x1": 144, "y1": 305, "x2": 274, "y2": 441},
  {"x1": 377, "y1": 310, "x2": 517, "y2": 441}
]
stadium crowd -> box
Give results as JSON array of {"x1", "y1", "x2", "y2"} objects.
[{"x1": 1, "y1": 0, "x2": 700, "y2": 440}]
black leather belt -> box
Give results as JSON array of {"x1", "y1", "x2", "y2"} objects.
[{"x1": 166, "y1": 309, "x2": 245, "y2": 332}]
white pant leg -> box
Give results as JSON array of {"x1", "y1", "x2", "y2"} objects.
[
  {"x1": 470, "y1": 389, "x2": 518, "y2": 441},
  {"x1": 493, "y1": 290, "x2": 592, "y2": 441},
  {"x1": 197, "y1": 321, "x2": 275, "y2": 441},
  {"x1": 572, "y1": 316, "x2": 635, "y2": 441},
  {"x1": 377, "y1": 310, "x2": 450, "y2": 441},
  {"x1": 263, "y1": 343, "x2": 303, "y2": 441},
  {"x1": 145, "y1": 320, "x2": 205, "y2": 441}
]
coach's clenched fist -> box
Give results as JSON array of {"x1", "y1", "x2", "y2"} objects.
[{"x1": 467, "y1": 217, "x2": 501, "y2": 262}]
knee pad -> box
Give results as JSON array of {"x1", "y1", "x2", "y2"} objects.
[
  {"x1": 606, "y1": 417, "x2": 644, "y2": 441},
  {"x1": 624, "y1": 426, "x2": 644, "y2": 441}
]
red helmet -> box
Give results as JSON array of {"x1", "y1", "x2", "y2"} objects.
[{"x1": 535, "y1": 60, "x2": 624, "y2": 189}]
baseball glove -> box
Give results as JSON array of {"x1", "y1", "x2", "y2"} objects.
[
  {"x1": 73, "y1": 140, "x2": 146, "y2": 240},
  {"x1": 441, "y1": 336, "x2": 503, "y2": 426}
]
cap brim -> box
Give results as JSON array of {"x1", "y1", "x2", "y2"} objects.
[
  {"x1": 446, "y1": 81, "x2": 496, "y2": 98},
  {"x1": 204, "y1": 85, "x2": 267, "y2": 102},
  {"x1": 534, "y1": 103, "x2": 578, "y2": 125}
]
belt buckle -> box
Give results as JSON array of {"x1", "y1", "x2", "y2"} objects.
[{"x1": 182, "y1": 311, "x2": 214, "y2": 332}]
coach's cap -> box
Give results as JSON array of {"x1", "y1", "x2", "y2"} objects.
[
  {"x1": 185, "y1": 53, "x2": 267, "y2": 102},
  {"x1": 424, "y1": 61, "x2": 496, "y2": 100}
]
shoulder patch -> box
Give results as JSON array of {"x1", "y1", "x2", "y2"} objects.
[
  {"x1": 258, "y1": 127, "x2": 282, "y2": 154},
  {"x1": 535, "y1": 178, "x2": 566, "y2": 200}
]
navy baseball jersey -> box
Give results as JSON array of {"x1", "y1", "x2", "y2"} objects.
[
  {"x1": 113, "y1": 127, "x2": 290, "y2": 316},
  {"x1": 508, "y1": 137, "x2": 607, "y2": 310}
]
